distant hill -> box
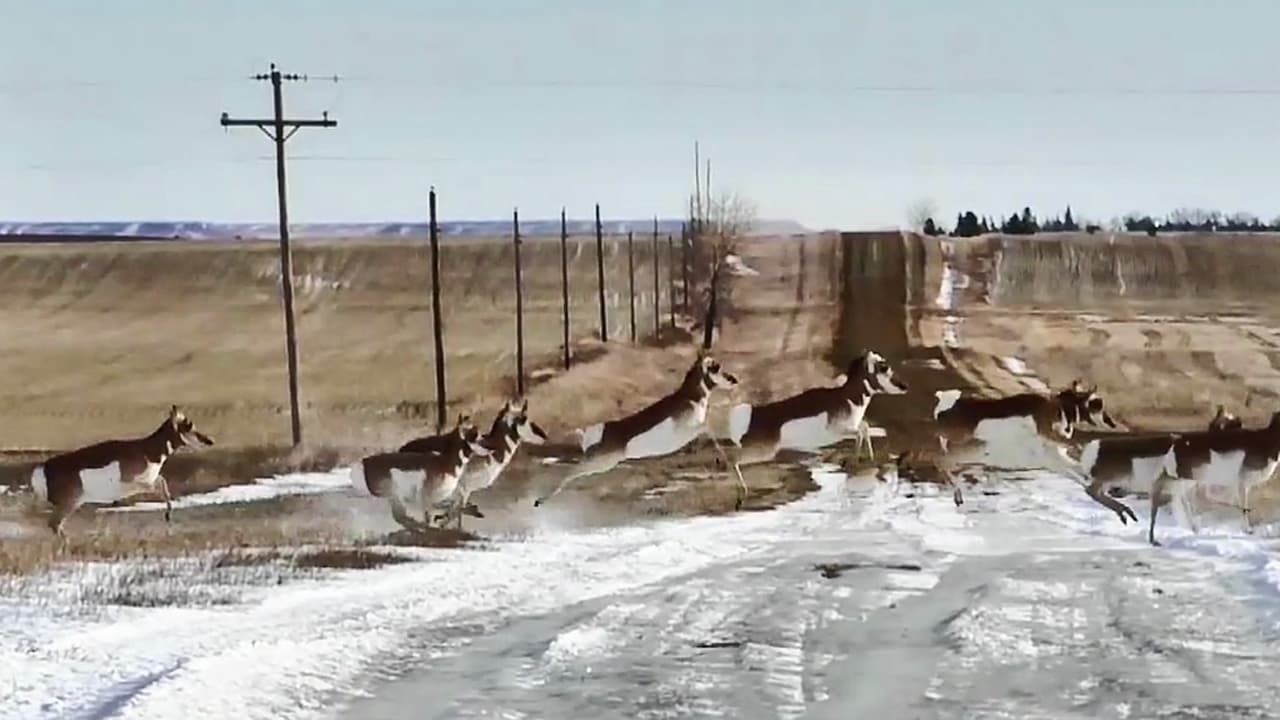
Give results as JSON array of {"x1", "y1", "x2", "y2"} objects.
[{"x1": 0, "y1": 218, "x2": 811, "y2": 241}]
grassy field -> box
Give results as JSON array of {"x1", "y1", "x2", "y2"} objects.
[{"x1": 0, "y1": 232, "x2": 690, "y2": 450}]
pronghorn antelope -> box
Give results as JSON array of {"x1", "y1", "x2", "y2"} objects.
[
  {"x1": 726, "y1": 350, "x2": 909, "y2": 467},
  {"x1": 350, "y1": 414, "x2": 491, "y2": 531},
  {"x1": 1081, "y1": 410, "x2": 1280, "y2": 545},
  {"x1": 30, "y1": 405, "x2": 215, "y2": 536},
  {"x1": 930, "y1": 380, "x2": 1118, "y2": 506},
  {"x1": 405, "y1": 398, "x2": 549, "y2": 528},
  {"x1": 532, "y1": 351, "x2": 739, "y2": 507}
]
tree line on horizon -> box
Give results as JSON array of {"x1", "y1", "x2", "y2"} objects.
[{"x1": 921, "y1": 206, "x2": 1280, "y2": 238}]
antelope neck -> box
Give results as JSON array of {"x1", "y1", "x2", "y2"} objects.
[{"x1": 140, "y1": 424, "x2": 178, "y2": 463}]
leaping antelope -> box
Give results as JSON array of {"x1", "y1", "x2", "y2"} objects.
[
  {"x1": 1081, "y1": 410, "x2": 1280, "y2": 545},
  {"x1": 930, "y1": 380, "x2": 1117, "y2": 506},
  {"x1": 726, "y1": 350, "x2": 909, "y2": 468},
  {"x1": 30, "y1": 405, "x2": 215, "y2": 537},
  {"x1": 532, "y1": 351, "x2": 740, "y2": 507},
  {"x1": 404, "y1": 398, "x2": 549, "y2": 528},
  {"x1": 350, "y1": 414, "x2": 491, "y2": 531}
]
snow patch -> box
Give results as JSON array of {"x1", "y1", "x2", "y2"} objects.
[{"x1": 107, "y1": 470, "x2": 353, "y2": 513}]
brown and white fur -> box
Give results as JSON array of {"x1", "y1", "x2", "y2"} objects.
[
  {"x1": 406, "y1": 399, "x2": 549, "y2": 528},
  {"x1": 351, "y1": 414, "x2": 491, "y2": 531},
  {"x1": 532, "y1": 351, "x2": 739, "y2": 507},
  {"x1": 931, "y1": 381, "x2": 1118, "y2": 506},
  {"x1": 726, "y1": 350, "x2": 909, "y2": 467},
  {"x1": 1080, "y1": 410, "x2": 1280, "y2": 545},
  {"x1": 30, "y1": 405, "x2": 215, "y2": 537}
]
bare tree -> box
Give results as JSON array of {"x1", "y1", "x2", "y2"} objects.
[
  {"x1": 689, "y1": 190, "x2": 758, "y2": 348},
  {"x1": 906, "y1": 198, "x2": 937, "y2": 232}
]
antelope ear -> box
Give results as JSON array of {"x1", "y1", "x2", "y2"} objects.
[{"x1": 520, "y1": 397, "x2": 529, "y2": 412}]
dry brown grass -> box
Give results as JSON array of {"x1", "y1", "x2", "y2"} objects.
[
  {"x1": 0, "y1": 233, "x2": 691, "y2": 451},
  {"x1": 0, "y1": 492, "x2": 476, "y2": 576}
]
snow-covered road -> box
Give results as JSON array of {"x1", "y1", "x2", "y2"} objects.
[{"x1": 6, "y1": 465, "x2": 1280, "y2": 719}]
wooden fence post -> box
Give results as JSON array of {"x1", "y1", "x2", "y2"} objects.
[
  {"x1": 559, "y1": 207, "x2": 570, "y2": 370},
  {"x1": 667, "y1": 233, "x2": 676, "y2": 329},
  {"x1": 652, "y1": 217, "x2": 660, "y2": 339},
  {"x1": 513, "y1": 207, "x2": 525, "y2": 397},
  {"x1": 680, "y1": 222, "x2": 690, "y2": 313},
  {"x1": 595, "y1": 204, "x2": 607, "y2": 342},
  {"x1": 627, "y1": 230, "x2": 636, "y2": 343},
  {"x1": 428, "y1": 187, "x2": 447, "y2": 433}
]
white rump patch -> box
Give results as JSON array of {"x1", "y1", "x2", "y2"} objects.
[
  {"x1": 578, "y1": 423, "x2": 604, "y2": 452},
  {"x1": 728, "y1": 404, "x2": 753, "y2": 445},
  {"x1": 30, "y1": 466, "x2": 47, "y2": 502},
  {"x1": 933, "y1": 389, "x2": 963, "y2": 418}
]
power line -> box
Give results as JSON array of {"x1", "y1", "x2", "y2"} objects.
[
  {"x1": 10, "y1": 76, "x2": 1280, "y2": 97},
  {"x1": 219, "y1": 63, "x2": 338, "y2": 448}
]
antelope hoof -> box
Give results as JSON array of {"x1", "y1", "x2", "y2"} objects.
[
  {"x1": 533, "y1": 497, "x2": 545, "y2": 508},
  {"x1": 953, "y1": 489, "x2": 964, "y2": 507}
]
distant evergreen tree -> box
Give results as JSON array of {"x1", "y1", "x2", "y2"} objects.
[
  {"x1": 1063, "y1": 205, "x2": 1078, "y2": 231},
  {"x1": 1020, "y1": 206, "x2": 1039, "y2": 234}
]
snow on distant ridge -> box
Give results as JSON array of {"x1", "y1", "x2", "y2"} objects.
[{"x1": 0, "y1": 219, "x2": 811, "y2": 241}]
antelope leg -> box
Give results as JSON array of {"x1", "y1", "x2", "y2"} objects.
[{"x1": 1086, "y1": 479, "x2": 1138, "y2": 525}]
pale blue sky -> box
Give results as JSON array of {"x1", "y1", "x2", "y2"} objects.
[{"x1": 3, "y1": 0, "x2": 1279, "y2": 229}]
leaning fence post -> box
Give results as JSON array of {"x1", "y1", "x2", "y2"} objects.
[
  {"x1": 428, "y1": 187, "x2": 447, "y2": 433},
  {"x1": 627, "y1": 229, "x2": 636, "y2": 343},
  {"x1": 595, "y1": 203, "x2": 608, "y2": 342},
  {"x1": 513, "y1": 206, "x2": 525, "y2": 397},
  {"x1": 559, "y1": 207, "x2": 570, "y2": 370}
]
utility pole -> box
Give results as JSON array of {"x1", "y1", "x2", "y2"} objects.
[
  {"x1": 560, "y1": 208, "x2": 571, "y2": 370},
  {"x1": 428, "y1": 187, "x2": 447, "y2": 433},
  {"x1": 220, "y1": 63, "x2": 337, "y2": 447},
  {"x1": 513, "y1": 207, "x2": 525, "y2": 396}
]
